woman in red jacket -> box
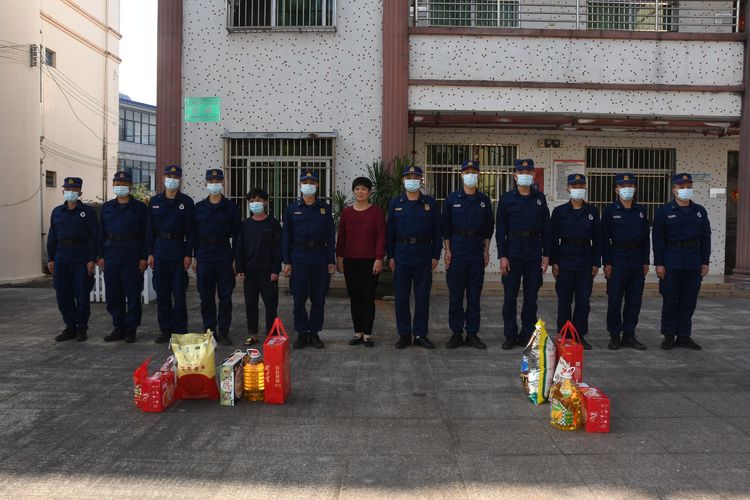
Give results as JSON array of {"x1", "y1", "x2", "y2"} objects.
[{"x1": 336, "y1": 177, "x2": 386, "y2": 347}]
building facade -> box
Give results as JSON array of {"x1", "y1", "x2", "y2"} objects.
[
  {"x1": 119, "y1": 94, "x2": 157, "y2": 191},
  {"x1": 159, "y1": 0, "x2": 750, "y2": 279},
  {"x1": 0, "y1": 0, "x2": 120, "y2": 282}
]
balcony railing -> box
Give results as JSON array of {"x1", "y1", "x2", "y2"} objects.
[{"x1": 411, "y1": 0, "x2": 742, "y2": 32}]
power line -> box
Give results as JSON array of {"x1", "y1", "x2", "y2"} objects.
[
  {"x1": 45, "y1": 65, "x2": 121, "y2": 121},
  {"x1": 45, "y1": 68, "x2": 105, "y2": 142},
  {"x1": 0, "y1": 185, "x2": 41, "y2": 208},
  {"x1": 42, "y1": 138, "x2": 102, "y2": 161},
  {"x1": 42, "y1": 66, "x2": 121, "y2": 122},
  {"x1": 41, "y1": 144, "x2": 105, "y2": 167}
]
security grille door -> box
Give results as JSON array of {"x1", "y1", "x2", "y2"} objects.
[
  {"x1": 586, "y1": 147, "x2": 675, "y2": 222},
  {"x1": 425, "y1": 144, "x2": 518, "y2": 213},
  {"x1": 226, "y1": 138, "x2": 334, "y2": 220}
]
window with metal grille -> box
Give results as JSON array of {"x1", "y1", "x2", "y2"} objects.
[
  {"x1": 586, "y1": 147, "x2": 675, "y2": 222},
  {"x1": 424, "y1": 144, "x2": 518, "y2": 212},
  {"x1": 227, "y1": 0, "x2": 336, "y2": 29},
  {"x1": 119, "y1": 159, "x2": 156, "y2": 190},
  {"x1": 427, "y1": 0, "x2": 519, "y2": 27},
  {"x1": 586, "y1": 0, "x2": 677, "y2": 31},
  {"x1": 225, "y1": 137, "x2": 335, "y2": 220}
]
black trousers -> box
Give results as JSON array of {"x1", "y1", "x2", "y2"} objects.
[
  {"x1": 243, "y1": 269, "x2": 279, "y2": 336},
  {"x1": 343, "y1": 258, "x2": 379, "y2": 336}
]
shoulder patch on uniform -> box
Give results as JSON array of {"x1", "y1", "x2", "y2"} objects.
[
  {"x1": 537, "y1": 199, "x2": 542, "y2": 206},
  {"x1": 697, "y1": 212, "x2": 702, "y2": 218}
]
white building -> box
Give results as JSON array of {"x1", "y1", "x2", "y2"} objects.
[
  {"x1": 119, "y1": 94, "x2": 156, "y2": 191},
  {"x1": 159, "y1": 0, "x2": 750, "y2": 280},
  {"x1": 0, "y1": 0, "x2": 120, "y2": 282}
]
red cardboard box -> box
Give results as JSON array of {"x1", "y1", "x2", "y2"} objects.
[{"x1": 578, "y1": 383, "x2": 610, "y2": 433}]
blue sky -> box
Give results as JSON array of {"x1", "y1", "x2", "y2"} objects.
[{"x1": 119, "y1": 0, "x2": 157, "y2": 105}]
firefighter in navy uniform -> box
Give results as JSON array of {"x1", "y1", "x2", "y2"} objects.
[
  {"x1": 652, "y1": 173, "x2": 711, "y2": 350},
  {"x1": 495, "y1": 159, "x2": 550, "y2": 350},
  {"x1": 550, "y1": 173, "x2": 601, "y2": 350},
  {"x1": 601, "y1": 173, "x2": 649, "y2": 350},
  {"x1": 442, "y1": 160, "x2": 494, "y2": 349},
  {"x1": 98, "y1": 171, "x2": 148, "y2": 343},
  {"x1": 47, "y1": 177, "x2": 99, "y2": 342},
  {"x1": 281, "y1": 170, "x2": 336, "y2": 349},
  {"x1": 146, "y1": 165, "x2": 196, "y2": 344},
  {"x1": 386, "y1": 165, "x2": 442, "y2": 349},
  {"x1": 193, "y1": 169, "x2": 241, "y2": 346}
]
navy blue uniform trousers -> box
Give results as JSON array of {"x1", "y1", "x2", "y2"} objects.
[
  {"x1": 447, "y1": 258, "x2": 484, "y2": 336},
  {"x1": 502, "y1": 258, "x2": 542, "y2": 340},
  {"x1": 104, "y1": 260, "x2": 143, "y2": 332},
  {"x1": 153, "y1": 258, "x2": 188, "y2": 334},
  {"x1": 54, "y1": 261, "x2": 94, "y2": 329},
  {"x1": 606, "y1": 266, "x2": 645, "y2": 337},
  {"x1": 659, "y1": 268, "x2": 702, "y2": 338}
]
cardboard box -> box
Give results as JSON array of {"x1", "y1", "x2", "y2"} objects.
[
  {"x1": 578, "y1": 383, "x2": 610, "y2": 433},
  {"x1": 140, "y1": 370, "x2": 175, "y2": 413},
  {"x1": 220, "y1": 350, "x2": 247, "y2": 406}
]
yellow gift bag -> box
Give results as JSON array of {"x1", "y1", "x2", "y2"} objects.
[{"x1": 170, "y1": 331, "x2": 220, "y2": 400}]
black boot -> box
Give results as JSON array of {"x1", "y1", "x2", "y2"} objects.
[
  {"x1": 621, "y1": 335, "x2": 647, "y2": 350},
  {"x1": 154, "y1": 331, "x2": 171, "y2": 344},
  {"x1": 55, "y1": 325, "x2": 77, "y2": 342},
  {"x1": 103, "y1": 328, "x2": 126, "y2": 342},
  {"x1": 76, "y1": 327, "x2": 88, "y2": 342},
  {"x1": 217, "y1": 333, "x2": 232, "y2": 346},
  {"x1": 501, "y1": 337, "x2": 516, "y2": 350},
  {"x1": 124, "y1": 330, "x2": 137, "y2": 343},
  {"x1": 661, "y1": 335, "x2": 676, "y2": 350},
  {"x1": 446, "y1": 334, "x2": 463, "y2": 349},
  {"x1": 676, "y1": 337, "x2": 702, "y2": 351},
  {"x1": 395, "y1": 336, "x2": 411, "y2": 349},
  {"x1": 293, "y1": 334, "x2": 307, "y2": 349},
  {"x1": 464, "y1": 335, "x2": 487, "y2": 350},
  {"x1": 309, "y1": 333, "x2": 325, "y2": 349},
  {"x1": 581, "y1": 337, "x2": 592, "y2": 350},
  {"x1": 413, "y1": 336, "x2": 434, "y2": 349},
  {"x1": 608, "y1": 335, "x2": 621, "y2": 350}
]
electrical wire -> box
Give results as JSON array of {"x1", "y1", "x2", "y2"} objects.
[
  {"x1": 0, "y1": 186, "x2": 41, "y2": 208},
  {"x1": 42, "y1": 138, "x2": 104, "y2": 161},
  {"x1": 41, "y1": 144, "x2": 105, "y2": 168},
  {"x1": 44, "y1": 68, "x2": 105, "y2": 141},
  {"x1": 44, "y1": 65, "x2": 121, "y2": 121},
  {"x1": 42, "y1": 67, "x2": 121, "y2": 122}
]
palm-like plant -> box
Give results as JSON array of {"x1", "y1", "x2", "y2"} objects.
[{"x1": 367, "y1": 155, "x2": 410, "y2": 211}]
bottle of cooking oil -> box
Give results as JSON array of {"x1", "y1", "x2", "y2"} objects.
[
  {"x1": 549, "y1": 367, "x2": 583, "y2": 431},
  {"x1": 243, "y1": 348, "x2": 264, "y2": 401}
]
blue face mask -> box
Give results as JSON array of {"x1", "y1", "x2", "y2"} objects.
[
  {"x1": 516, "y1": 174, "x2": 533, "y2": 186},
  {"x1": 164, "y1": 178, "x2": 180, "y2": 191},
  {"x1": 618, "y1": 187, "x2": 635, "y2": 201},
  {"x1": 462, "y1": 173, "x2": 478, "y2": 188},
  {"x1": 113, "y1": 186, "x2": 130, "y2": 197},
  {"x1": 63, "y1": 190, "x2": 79, "y2": 202},
  {"x1": 569, "y1": 188, "x2": 586, "y2": 200},
  {"x1": 404, "y1": 179, "x2": 421, "y2": 192},
  {"x1": 207, "y1": 183, "x2": 223, "y2": 195},
  {"x1": 676, "y1": 188, "x2": 694, "y2": 201},
  {"x1": 300, "y1": 184, "x2": 317, "y2": 196},
  {"x1": 248, "y1": 201, "x2": 265, "y2": 215}
]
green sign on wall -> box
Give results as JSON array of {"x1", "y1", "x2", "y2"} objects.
[{"x1": 184, "y1": 97, "x2": 221, "y2": 123}]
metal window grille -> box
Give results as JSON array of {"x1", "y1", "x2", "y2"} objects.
[
  {"x1": 227, "y1": 0, "x2": 336, "y2": 28},
  {"x1": 586, "y1": 147, "x2": 675, "y2": 222},
  {"x1": 225, "y1": 138, "x2": 335, "y2": 221},
  {"x1": 424, "y1": 144, "x2": 518, "y2": 212},
  {"x1": 586, "y1": 0, "x2": 677, "y2": 31},
  {"x1": 423, "y1": 0, "x2": 520, "y2": 27}
]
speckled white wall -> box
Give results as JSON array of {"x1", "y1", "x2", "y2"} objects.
[
  {"x1": 411, "y1": 129, "x2": 738, "y2": 274},
  {"x1": 181, "y1": 0, "x2": 383, "y2": 198},
  {"x1": 410, "y1": 36, "x2": 744, "y2": 86}
]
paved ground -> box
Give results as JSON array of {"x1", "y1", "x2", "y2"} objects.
[{"x1": 1, "y1": 281, "x2": 749, "y2": 499}]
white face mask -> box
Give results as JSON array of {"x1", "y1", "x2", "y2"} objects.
[
  {"x1": 63, "y1": 190, "x2": 79, "y2": 202},
  {"x1": 569, "y1": 188, "x2": 587, "y2": 200},
  {"x1": 300, "y1": 184, "x2": 317, "y2": 196},
  {"x1": 113, "y1": 186, "x2": 130, "y2": 197},
  {"x1": 462, "y1": 173, "x2": 478, "y2": 188},
  {"x1": 164, "y1": 178, "x2": 180, "y2": 191},
  {"x1": 403, "y1": 179, "x2": 421, "y2": 193},
  {"x1": 618, "y1": 187, "x2": 635, "y2": 201},
  {"x1": 206, "y1": 183, "x2": 223, "y2": 195},
  {"x1": 676, "y1": 188, "x2": 694, "y2": 201},
  {"x1": 248, "y1": 201, "x2": 265, "y2": 215},
  {"x1": 516, "y1": 174, "x2": 533, "y2": 186}
]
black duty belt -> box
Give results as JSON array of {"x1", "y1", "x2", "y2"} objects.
[
  {"x1": 58, "y1": 238, "x2": 87, "y2": 247},
  {"x1": 293, "y1": 239, "x2": 326, "y2": 249},
  {"x1": 612, "y1": 240, "x2": 642, "y2": 250},
  {"x1": 396, "y1": 236, "x2": 431, "y2": 245},
  {"x1": 509, "y1": 230, "x2": 541, "y2": 239},
  {"x1": 200, "y1": 236, "x2": 230, "y2": 246},
  {"x1": 561, "y1": 238, "x2": 592, "y2": 247},
  {"x1": 107, "y1": 233, "x2": 141, "y2": 242},
  {"x1": 158, "y1": 232, "x2": 184, "y2": 241},
  {"x1": 452, "y1": 228, "x2": 483, "y2": 238},
  {"x1": 667, "y1": 239, "x2": 700, "y2": 249}
]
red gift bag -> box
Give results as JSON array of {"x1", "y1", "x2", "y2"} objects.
[
  {"x1": 132, "y1": 356, "x2": 176, "y2": 413},
  {"x1": 556, "y1": 320, "x2": 584, "y2": 383},
  {"x1": 264, "y1": 318, "x2": 291, "y2": 404}
]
